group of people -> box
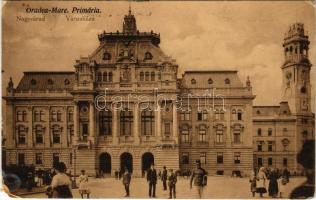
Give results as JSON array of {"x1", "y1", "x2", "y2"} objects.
[
  {"x1": 45, "y1": 162, "x2": 90, "y2": 199},
  {"x1": 250, "y1": 167, "x2": 290, "y2": 198}
]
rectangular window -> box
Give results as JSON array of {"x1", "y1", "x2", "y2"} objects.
[
  {"x1": 18, "y1": 153, "x2": 25, "y2": 165},
  {"x1": 34, "y1": 111, "x2": 40, "y2": 122},
  {"x1": 283, "y1": 158, "x2": 288, "y2": 166},
  {"x1": 257, "y1": 128, "x2": 262, "y2": 136},
  {"x1": 197, "y1": 112, "x2": 202, "y2": 121},
  {"x1": 216, "y1": 130, "x2": 223, "y2": 144},
  {"x1": 268, "y1": 157, "x2": 273, "y2": 166},
  {"x1": 51, "y1": 111, "x2": 57, "y2": 122},
  {"x1": 198, "y1": 130, "x2": 206, "y2": 142},
  {"x1": 233, "y1": 131, "x2": 241, "y2": 144},
  {"x1": 53, "y1": 153, "x2": 59, "y2": 167},
  {"x1": 257, "y1": 157, "x2": 263, "y2": 166},
  {"x1": 69, "y1": 153, "x2": 73, "y2": 165},
  {"x1": 35, "y1": 153, "x2": 43, "y2": 165},
  {"x1": 82, "y1": 123, "x2": 89, "y2": 139},
  {"x1": 141, "y1": 111, "x2": 155, "y2": 136},
  {"x1": 36, "y1": 132, "x2": 43, "y2": 144},
  {"x1": 99, "y1": 111, "x2": 112, "y2": 136},
  {"x1": 257, "y1": 143, "x2": 263, "y2": 152},
  {"x1": 53, "y1": 130, "x2": 60, "y2": 144},
  {"x1": 237, "y1": 112, "x2": 242, "y2": 120},
  {"x1": 180, "y1": 112, "x2": 190, "y2": 121},
  {"x1": 234, "y1": 152, "x2": 241, "y2": 164},
  {"x1": 268, "y1": 128, "x2": 272, "y2": 136},
  {"x1": 68, "y1": 111, "x2": 74, "y2": 122},
  {"x1": 181, "y1": 153, "x2": 189, "y2": 164},
  {"x1": 181, "y1": 130, "x2": 189, "y2": 143},
  {"x1": 268, "y1": 141, "x2": 273, "y2": 152},
  {"x1": 18, "y1": 132, "x2": 26, "y2": 144},
  {"x1": 57, "y1": 112, "x2": 62, "y2": 122},
  {"x1": 164, "y1": 123, "x2": 170, "y2": 136},
  {"x1": 217, "y1": 152, "x2": 223, "y2": 164},
  {"x1": 200, "y1": 152, "x2": 206, "y2": 164}
]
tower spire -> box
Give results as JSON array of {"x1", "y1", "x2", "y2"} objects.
[{"x1": 123, "y1": 4, "x2": 137, "y2": 33}]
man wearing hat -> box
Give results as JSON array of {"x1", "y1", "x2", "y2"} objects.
[
  {"x1": 147, "y1": 163, "x2": 158, "y2": 198},
  {"x1": 190, "y1": 160, "x2": 207, "y2": 198}
]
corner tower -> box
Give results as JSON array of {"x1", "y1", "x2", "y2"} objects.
[{"x1": 281, "y1": 23, "x2": 312, "y2": 115}]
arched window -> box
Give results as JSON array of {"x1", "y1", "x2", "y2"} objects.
[
  {"x1": 120, "y1": 110, "x2": 133, "y2": 136},
  {"x1": 108, "y1": 72, "x2": 113, "y2": 82},
  {"x1": 290, "y1": 46, "x2": 293, "y2": 53},
  {"x1": 158, "y1": 72, "x2": 161, "y2": 80},
  {"x1": 145, "y1": 72, "x2": 150, "y2": 81},
  {"x1": 97, "y1": 72, "x2": 102, "y2": 82},
  {"x1": 231, "y1": 109, "x2": 236, "y2": 121},
  {"x1": 225, "y1": 78, "x2": 230, "y2": 84},
  {"x1": 141, "y1": 109, "x2": 155, "y2": 136},
  {"x1": 103, "y1": 72, "x2": 108, "y2": 82},
  {"x1": 140, "y1": 72, "x2": 144, "y2": 81},
  {"x1": 103, "y1": 52, "x2": 111, "y2": 60},
  {"x1": 237, "y1": 109, "x2": 242, "y2": 120},
  {"x1": 151, "y1": 72, "x2": 155, "y2": 81},
  {"x1": 48, "y1": 79, "x2": 54, "y2": 85},
  {"x1": 191, "y1": 79, "x2": 196, "y2": 85},
  {"x1": 31, "y1": 79, "x2": 37, "y2": 85},
  {"x1": 64, "y1": 79, "x2": 70, "y2": 85},
  {"x1": 144, "y1": 52, "x2": 153, "y2": 60},
  {"x1": 99, "y1": 111, "x2": 112, "y2": 136},
  {"x1": 208, "y1": 78, "x2": 213, "y2": 84}
]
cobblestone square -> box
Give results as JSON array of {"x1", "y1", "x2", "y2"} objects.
[{"x1": 22, "y1": 176, "x2": 305, "y2": 199}]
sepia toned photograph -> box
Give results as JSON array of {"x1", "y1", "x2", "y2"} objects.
[{"x1": 1, "y1": 0, "x2": 315, "y2": 199}]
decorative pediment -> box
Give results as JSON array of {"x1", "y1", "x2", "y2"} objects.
[
  {"x1": 196, "y1": 124, "x2": 208, "y2": 130},
  {"x1": 213, "y1": 123, "x2": 226, "y2": 130},
  {"x1": 231, "y1": 123, "x2": 244, "y2": 130},
  {"x1": 179, "y1": 123, "x2": 192, "y2": 130}
]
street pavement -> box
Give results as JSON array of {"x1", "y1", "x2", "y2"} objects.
[{"x1": 22, "y1": 176, "x2": 306, "y2": 199}]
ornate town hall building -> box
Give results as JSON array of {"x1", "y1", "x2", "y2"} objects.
[{"x1": 3, "y1": 9, "x2": 314, "y2": 177}]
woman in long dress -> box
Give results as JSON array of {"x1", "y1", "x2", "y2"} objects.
[
  {"x1": 268, "y1": 168, "x2": 279, "y2": 198},
  {"x1": 51, "y1": 162, "x2": 73, "y2": 198},
  {"x1": 79, "y1": 170, "x2": 90, "y2": 199},
  {"x1": 256, "y1": 167, "x2": 267, "y2": 198}
]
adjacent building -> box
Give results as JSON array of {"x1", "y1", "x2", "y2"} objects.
[{"x1": 2, "y1": 9, "x2": 314, "y2": 177}]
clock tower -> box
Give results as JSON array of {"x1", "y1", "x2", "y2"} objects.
[{"x1": 281, "y1": 23, "x2": 312, "y2": 115}]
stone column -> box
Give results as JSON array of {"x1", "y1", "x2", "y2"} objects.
[
  {"x1": 134, "y1": 103, "x2": 140, "y2": 144},
  {"x1": 89, "y1": 101, "x2": 95, "y2": 144},
  {"x1": 156, "y1": 103, "x2": 161, "y2": 139},
  {"x1": 112, "y1": 103, "x2": 118, "y2": 144},
  {"x1": 172, "y1": 101, "x2": 178, "y2": 144},
  {"x1": 73, "y1": 102, "x2": 78, "y2": 144}
]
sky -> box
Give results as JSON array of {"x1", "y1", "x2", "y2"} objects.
[{"x1": 2, "y1": 1, "x2": 315, "y2": 106}]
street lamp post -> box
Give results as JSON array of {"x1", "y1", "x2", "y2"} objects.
[{"x1": 72, "y1": 146, "x2": 78, "y2": 189}]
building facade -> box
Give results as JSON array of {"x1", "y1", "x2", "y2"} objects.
[
  {"x1": 2, "y1": 10, "x2": 314, "y2": 177},
  {"x1": 253, "y1": 23, "x2": 315, "y2": 173}
]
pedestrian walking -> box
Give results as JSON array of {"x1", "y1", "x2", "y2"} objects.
[
  {"x1": 162, "y1": 166, "x2": 168, "y2": 191},
  {"x1": 279, "y1": 167, "x2": 290, "y2": 198},
  {"x1": 190, "y1": 160, "x2": 207, "y2": 199},
  {"x1": 168, "y1": 169, "x2": 177, "y2": 199},
  {"x1": 51, "y1": 162, "x2": 73, "y2": 198},
  {"x1": 79, "y1": 170, "x2": 90, "y2": 199},
  {"x1": 122, "y1": 167, "x2": 131, "y2": 197},
  {"x1": 249, "y1": 170, "x2": 257, "y2": 197},
  {"x1": 268, "y1": 168, "x2": 279, "y2": 198},
  {"x1": 147, "y1": 163, "x2": 157, "y2": 198},
  {"x1": 256, "y1": 167, "x2": 267, "y2": 198},
  {"x1": 26, "y1": 171, "x2": 34, "y2": 191}
]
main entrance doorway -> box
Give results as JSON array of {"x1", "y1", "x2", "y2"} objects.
[
  {"x1": 120, "y1": 152, "x2": 133, "y2": 173},
  {"x1": 142, "y1": 152, "x2": 154, "y2": 177},
  {"x1": 99, "y1": 152, "x2": 111, "y2": 175}
]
